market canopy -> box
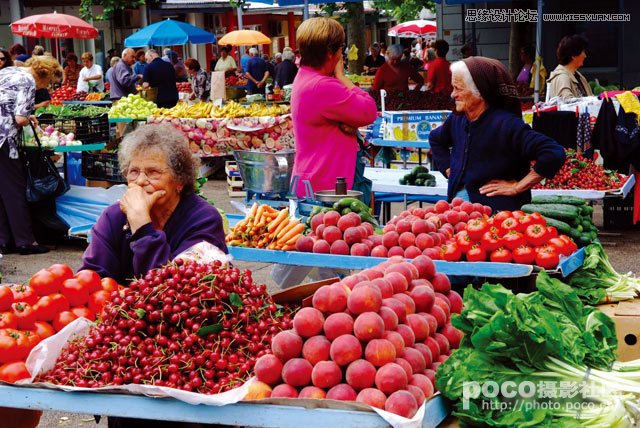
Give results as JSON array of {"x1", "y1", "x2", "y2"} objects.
[
  {"x1": 11, "y1": 12, "x2": 98, "y2": 39},
  {"x1": 124, "y1": 19, "x2": 216, "y2": 47},
  {"x1": 388, "y1": 20, "x2": 437, "y2": 38},
  {"x1": 277, "y1": 0, "x2": 361, "y2": 20},
  {"x1": 217, "y1": 30, "x2": 271, "y2": 46}
]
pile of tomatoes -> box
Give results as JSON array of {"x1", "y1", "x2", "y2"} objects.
[
  {"x1": 50, "y1": 86, "x2": 77, "y2": 106},
  {"x1": 0, "y1": 264, "x2": 118, "y2": 384},
  {"x1": 440, "y1": 210, "x2": 578, "y2": 268}
]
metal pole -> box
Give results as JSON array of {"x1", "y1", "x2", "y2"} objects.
[
  {"x1": 619, "y1": 0, "x2": 624, "y2": 88},
  {"x1": 303, "y1": 0, "x2": 309, "y2": 21},
  {"x1": 237, "y1": 6, "x2": 243, "y2": 30},
  {"x1": 533, "y1": 0, "x2": 543, "y2": 103},
  {"x1": 9, "y1": 0, "x2": 23, "y2": 45}
]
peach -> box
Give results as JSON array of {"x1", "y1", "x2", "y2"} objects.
[
  {"x1": 381, "y1": 298, "x2": 407, "y2": 322},
  {"x1": 345, "y1": 359, "x2": 377, "y2": 390},
  {"x1": 394, "y1": 357, "x2": 414, "y2": 379},
  {"x1": 441, "y1": 324, "x2": 462, "y2": 349},
  {"x1": 361, "y1": 238, "x2": 374, "y2": 251},
  {"x1": 414, "y1": 233, "x2": 435, "y2": 251},
  {"x1": 385, "y1": 390, "x2": 418, "y2": 418},
  {"x1": 434, "y1": 200, "x2": 449, "y2": 213},
  {"x1": 423, "y1": 369, "x2": 436, "y2": 388},
  {"x1": 371, "y1": 245, "x2": 388, "y2": 258},
  {"x1": 445, "y1": 210, "x2": 461, "y2": 225},
  {"x1": 329, "y1": 334, "x2": 362, "y2": 366},
  {"x1": 393, "y1": 293, "x2": 416, "y2": 315},
  {"x1": 388, "y1": 246, "x2": 405, "y2": 257},
  {"x1": 361, "y1": 268, "x2": 383, "y2": 280},
  {"x1": 398, "y1": 232, "x2": 416, "y2": 249},
  {"x1": 382, "y1": 224, "x2": 396, "y2": 233},
  {"x1": 368, "y1": 234, "x2": 383, "y2": 247},
  {"x1": 395, "y1": 324, "x2": 416, "y2": 347},
  {"x1": 430, "y1": 305, "x2": 447, "y2": 329},
  {"x1": 434, "y1": 332, "x2": 451, "y2": 355},
  {"x1": 404, "y1": 246, "x2": 422, "y2": 259},
  {"x1": 302, "y1": 335, "x2": 331, "y2": 365},
  {"x1": 411, "y1": 220, "x2": 431, "y2": 235},
  {"x1": 296, "y1": 236, "x2": 315, "y2": 252},
  {"x1": 407, "y1": 385, "x2": 426, "y2": 406},
  {"x1": 271, "y1": 330, "x2": 303, "y2": 362},
  {"x1": 282, "y1": 358, "x2": 313, "y2": 387},
  {"x1": 299, "y1": 386, "x2": 327, "y2": 399},
  {"x1": 369, "y1": 278, "x2": 393, "y2": 299},
  {"x1": 385, "y1": 263, "x2": 415, "y2": 282},
  {"x1": 311, "y1": 213, "x2": 325, "y2": 233},
  {"x1": 353, "y1": 312, "x2": 385, "y2": 341},
  {"x1": 338, "y1": 212, "x2": 361, "y2": 231},
  {"x1": 312, "y1": 285, "x2": 347, "y2": 314},
  {"x1": 425, "y1": 337, "x2": 441, "y2": 361},
  {"x1": 323, "y1": 210, "x2": 341, "y2": 227},
  {"x1": 406, "y1": 314, "x2": 430, "y2": 341},
  {"x1": 312, "y1": 240, "x2": 330, "y2": 254},
  {"x1": 311, "y1": 360, "x2": 342, "y2": 389},
  {"x1": 410, "y1": 286, "x2": 435, "y2": 312},
  {"x1": 402, "y1": 347, "x2": 426, "y2": 374},
  {"x1": 422, "y1": 247, "x2": 440, "y2": 260},
  {"x1": 254, "y1": 354, "x2": 283, "y2": 385},
  {"x1": 293, "y1": 307, "x2": 325, "y2": 338},
  {"x1": 431, "y1": 272, "x2": 451, "y2": 293},
  {"x1": 375, "y1": 363, "x2": 408, "y2": 394},
  {"x1": 316, "y1": 224, "x2": 327, "y2": 239},
  {"x1": 347, "y1": 286, "x2": 382, "y2": 314},
  {"x1": 356, "y1": 388, "x2": 387, "y2": 409},
  {"x1": 244, "y1": 381, "x2": 273, "y2": 400},
  {"x1": 330, "y1": 240, "x2": 350, "y2": 255},
  {"x1": 413, "y1": 343, "x2": 433, "y2": 367},
  {"x1": 385, "y1": 272, "x2": 409, "y2": 294},
  {"x1": 395, "y1": 219, "x2": 412, "y2": 234},
  {"x1": 381, "y1": 231, "x2": 399, "y2": 249},
  {"x1": 421, "y1": 312, "x2": 438, "y2": 335},
  {"x1": 343, "y1": 227, "x2": 362, "y2": 246},
  {"x1": 323, "y1": 313, "x2": 354, "y2": 340},
  {"x1": 382, "y1": 330, "x2": 405, "y2": 356},
  {"x1": 326, "y1": 383, "x2": 357, "y2": 401},
  {"x1": 271, "y1": 383, "x2": 299, "y2": 398},
  {"x1": 323, "y1": 226, "x2": 342, "y2": 245},
  {"x1": 412, "y1": 255, "x2": 436, "y2": 279},
  {"x1": 364, "y1": 339, "x2": 397, "y2": 367},
  {"x1": 409, "y1": 374, "x2": 435, "y2": 399},
  {"x1": 379, "y1": 306, "x2": 399, "y2": 331},
  {"x1": 438, "y1": 354, "x2": 449, "y2": 363},
  {"x1": 448, "y1": 290, "x2": 463, "y2": 314},
  {"x1": 342, "y1": 274, "x2": 367, "y2": 290},
  {"x1": 434, "y1": 296, "x2": 451, "y2": 320}
]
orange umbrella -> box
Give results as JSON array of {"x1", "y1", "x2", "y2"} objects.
[
  {"x1": 218, "y1": 30, "x2": 271, "y2": 46},
  {"x1": 11, "y1": 12, "x2": 98, "y2": 39}
]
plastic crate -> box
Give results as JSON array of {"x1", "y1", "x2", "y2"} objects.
[
  {"x1": 603, "y1": 196, "x2": 635, "y2": 230},
  {"x1": 38, "y1": 113, "x2": 110, "y2": 144},
  {"x1": 81, "y1": 151, "x2": 126, "y2": 183}
]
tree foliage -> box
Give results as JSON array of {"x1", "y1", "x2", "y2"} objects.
[
  {"x1": 79, "y1": 0, "x2": 148, "y2": 21},
  {"x1": 372, "y1": 0, "x2": 434, "y2": 22}
]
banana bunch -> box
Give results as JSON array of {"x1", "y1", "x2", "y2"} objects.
[
  {"x1": 153, "y1": 102, "x2": 213, "y2": 119},
  {"x1": 210, "y1": 101, "x2": 290, "y2": 118}
]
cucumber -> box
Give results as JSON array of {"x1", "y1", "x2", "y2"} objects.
[
  {"x1": 334, "y1": 197, "x2": 361, "y2": 211},
  {"x1": 358, "y1": 211, "x2": 379, "y2": 227},
  {"x1": 341, "y1": 208, "x2": 352, "y2": 215},
  {"x1": 580, "y1": 205, "x2": 594, "y2": 216},
  {"x1": 530, "y1": 195, "x2": 587, "y2": 206},
  {"x1": 542, "y1": 217, "x2": 572, "y2": 235},
  {"x1": 578, "y1": 234, "x2": 592, "y2": 247},
  {"x1": 350, "y1": 200, "x2": 370, "y2": 214},
  {"x1": 581, "y1": 220, "x2": 592, "y2": 230},
  {"x1": 521, "y1": 204, "x2": 581, "y2": 222}
]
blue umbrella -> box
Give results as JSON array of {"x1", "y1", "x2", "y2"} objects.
[{"x1": 124, "y1": 18, "x2": 216, "y2": 47}]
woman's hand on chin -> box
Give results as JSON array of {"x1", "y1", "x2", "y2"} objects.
[{"x1": 120, "y1": 183, "x2": 166, "y2": 233}]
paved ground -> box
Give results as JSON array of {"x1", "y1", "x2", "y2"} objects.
[{"x1": 1, "y1": 176, "x2": 638, "y2": 427}]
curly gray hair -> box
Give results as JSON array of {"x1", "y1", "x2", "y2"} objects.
[
  {"x1": 118, "y1": 123, "x2": 199, "y2": 194},
  {"x1": 387, "y1": 44, "x2": 403, "y2": 60},
  {"x1": 282, "y1": 50, "x2": 295, "y2": 61}
]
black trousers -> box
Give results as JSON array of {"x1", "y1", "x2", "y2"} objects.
[{"x1": 0, "y1": 142, "x2": 34, "y2": 247}]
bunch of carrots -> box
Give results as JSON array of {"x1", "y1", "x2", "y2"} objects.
[{"x1": 226, "y1": 203, "x2": 305, "y2": 251}]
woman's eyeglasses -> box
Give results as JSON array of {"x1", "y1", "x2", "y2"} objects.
[{"x1": 126, "y1": 167, "x2": 168, "y2": 181}]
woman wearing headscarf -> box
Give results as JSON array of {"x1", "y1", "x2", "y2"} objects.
[{"x1": 430, "y1": 56, "x2": 566, "y2": 212}]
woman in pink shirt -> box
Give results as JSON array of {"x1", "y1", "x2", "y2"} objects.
[{"x1": 290, "y1": 17, "x2": 378, "y2": 196}]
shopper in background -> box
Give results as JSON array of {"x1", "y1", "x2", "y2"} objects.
[
  {"x1": 274, "y1": 49, "x2": 298, "y2": 88},
  {"x1": 185, "y1": 58, "x2": 210, "y2": 102},
  {"x1": 104, "y1": 56, "x2": 120, "y2": 83},
  {"x1": 214, "y1": 46, "x2": 237, "y2": 76},
  {"x1": 263, "y1": 54, "x2": 275, "y2": 82},
  {"x1": 546, "y1": 34, "x2": 593, "y2": 101},
  {"x1": 32, "y1": 45, "x2": 45, "y2": 56},
  {"x1": 142, "y1": 49, "x2": 178, "y2": 108},
  {"x1": 10, "y1": 44, "x2": 28, "y2": 64},
  {"x1": 0, "y1": 49, "x2": 12, "y2": 70},
  {"x1": 372, "y1": 44, "x2": 424, "y2": 92},
  {"x1": 426, "y1": 39, "x2": 453, "y2": 96},
  {"x1": 208, "y1": 50, "x2": 218, "y2": 72},
  {"x1": 0, "y1": 55, "x2": 63, "y2": 255},
  {"x1": 63, "y1": 53, "x2": 83, "y2": 88},
  {"x1": 132, "y1": 49, "x2": 146, "y2": 76},
  {"x1": 110, "y1": 48, "x2": 140, "y2": 102},
  {"x1": 245, "y1": 48, "x2": 269, "y2": 95},
  {"x1": 77, "y1": 52, "x2": 104, "y2": 93},
  {"x1": 364, "y1": 44, "x2": 385, "y2": 75},
  {"x1": 240, "y1": 47, "x2": 251, "y2": 72}
]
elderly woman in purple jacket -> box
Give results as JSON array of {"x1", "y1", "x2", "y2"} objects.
[{"x1": 80, "y1": 123, "x2": 227, "y2": 285}]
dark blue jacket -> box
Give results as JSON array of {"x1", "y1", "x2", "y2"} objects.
[
  {"x1": 142, "y1": 57, "x2": 178, "y2": 108},
  {"x1": 246, "y1": 56, "x2": 268, "y2": 94},
  {"x1": 274, "y1": 60, "x2": 298, "y2": 88},
  {"x1": 430, "y1": 108, "x2": 565, "y2": 212}
]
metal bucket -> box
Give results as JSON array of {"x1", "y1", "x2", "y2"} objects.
[
  {"x1": 233, "y1": 150, "x2": 295, "y2": 194},
  {"x1": 314, "y1": 190, "x2": 363, "y2": 203}
]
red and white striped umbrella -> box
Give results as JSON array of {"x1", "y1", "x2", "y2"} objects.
[
  {"x1": 388, "y1": 20, "x2": 437, "y2": 38},
  {"x1": 11, "y1": 12, "x2": 98, "y2": 39}
]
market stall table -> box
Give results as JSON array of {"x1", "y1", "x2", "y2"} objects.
[{"x1": 0, "y1": 384, "x2": 450, "y2": 427}]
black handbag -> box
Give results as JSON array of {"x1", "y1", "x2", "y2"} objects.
[{"x1": 21, "y1": 123, "x2": 69, "y2": 203}]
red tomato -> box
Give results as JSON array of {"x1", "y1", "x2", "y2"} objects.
[
  {"x1": 466, "y1": 218, "x2": 489, "y2": 241},
  {"x1": 511, "y1": 210, "x2": 526, "y2": 219},
  {"x1": 0, "y1": 312, "x2": 17, "y2": 329},
  {"x1": 493, "y1": 211, "x2": 513, "y2": 225},
  {"x1": 440, "y1": 243, "x2": 462, "y2": 261},
  {"x1": 512, "y1": 245, "x2": 536, "y2": 264},
  {"x1": 74, "y1": 270, "x2": 102, "y2": 294},
  {"x1": 10, "y1": 285, "x2": 37, "y2": 306},
  {"x1": 502, "y1": 231, "x2": 526, "y2": 251},
  {"x1": 0, "y1": 286, "x2": 13, "y2": 312},
  {"x1": 11, "y1": 303, "x2": 37, "y2": 330},
  {"x1": 546, "y1": 226, "x2": 559, "y2": 239},
  {"x1": 89, "y1": 290, "x2": 111, "y2": 317},
  {"x1": 28, "y1": 269, "x2": 59, "y2": 297},
  {"x1": 524, "y1": 224, "x2": 550, "y2": 247},
  {"x1": 529, "y1": 212, "x2": 546, "y2": 226},
  {"x1": 500, "y1": 218, "x2": 520, "y2": 235},
  {"x1": 480, "y1": 231, "x2": 502, "y2": 252},
  {"x1": 455, "y1": 231, "x2": 474, "y2": 254},
  {"x1": 46, "y1": 263, "x2": 74, "y2": 284},
  {"x1": 101, "y1": 277, "x2": 118, "y2": 293},
  {"x1": 33, "y1": 296, "x2": 57, "y2": 322},
  {"x1": 559, "y1": 235, "x2": 579, "y2": 254},
  {"x1": 0, "y1": 331, "x2": 21, "y2": 363},
  {"x1": 490, "y1": 247, "x2": 513, "y2": 263},
  {"x1": 60, "y1": 279, "x2": 91, "y2": 307},
  {"x1": 0, "y1": 361, "x2": 30, "y2": 383},
  {"x1": 535, "y1": 247, "x2": 560, "y2": 269},
  {"x1": 31, "y1": 321, "x2": 55, "y2": 340},
  {"x1": 52, "y1": 311, "x2": 78, "y2": 332},
  {"x1": 465, "y1": 244, "x2": 487, "y2": 262},
  {"x1": 48, "y1": 293, "x2": 70, "y2": 314},
  {"x1": 70, "y1": 306, "x2": 94, "y2": 320},
  {"x1": 548, "y1": 237, "x2": 571, "y2": 256}
]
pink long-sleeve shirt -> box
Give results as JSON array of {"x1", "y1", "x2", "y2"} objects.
[{"x1": 290, "y1": 66, "x2": 377, "y2": 197}]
